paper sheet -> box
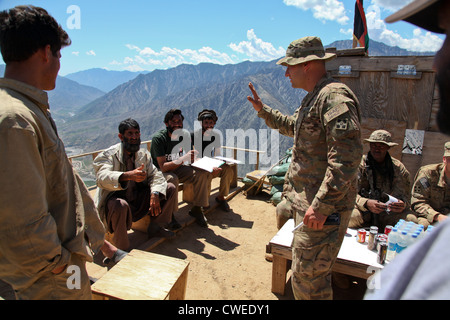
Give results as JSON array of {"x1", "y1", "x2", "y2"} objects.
[
  {"x1": 191, "y1": 156, "x2": 224, "y2": 172},
  {"x1": 214, "y1": 156, "x2": 242, "y2": 164}
]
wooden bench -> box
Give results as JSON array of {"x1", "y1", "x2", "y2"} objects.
[
  {"x1": 91, "y1": 249, "x2": 189, "y2": 300},
  {"x1": 268, "y1": 219, "x2": 384, "y2": 295}
]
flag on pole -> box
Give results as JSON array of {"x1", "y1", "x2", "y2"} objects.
[{"x1": 353, "y1": 0, "x2": 369, "y2": 52}]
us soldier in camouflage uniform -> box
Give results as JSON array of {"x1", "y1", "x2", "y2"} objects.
[
  {"x1": 409, "y1": 142, "x2": 450, "y2": 228},
  {"x1": 247, "y1": 36, "x2": 362, "y2": 300},
  {"x1": 349, "y1": 130, "x2": 411, "y2": 231}
]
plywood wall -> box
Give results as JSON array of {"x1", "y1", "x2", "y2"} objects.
[{"x1": 326, "y1": 53, "x2": 447, "y2": 182}]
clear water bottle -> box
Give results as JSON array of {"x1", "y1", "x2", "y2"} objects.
[
  {"x1": 410, "y1": 232, "x2": 419, "y2": 246},
  {"x1": 386, "y1": 227, "x2": 399, "y2": 262},
  {"x1": 396, "y1": 230, "x2": 409, "y2": 254}
]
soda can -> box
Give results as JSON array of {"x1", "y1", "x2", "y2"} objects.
[
  {"x1": 376, "y1": 234, "x2": 388, "y2": 251},
  {"x1": 357, "y1": 229, "x2": 366, "y2": 243},
  {"x1": 384, "y1": 225, "x2": 393, "y2": 235},
  {"x1": 368, "y1": 230, "x2": 377, "y2": 250},
  {"x1": 377, "y1": 241, "x2": 388, "y2": 264}
]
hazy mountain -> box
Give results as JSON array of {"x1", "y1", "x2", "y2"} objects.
[
  {"x1": 58, "y1": 60, "x2": 303, "y2": 160},
  {"x1": 64, "y1": 68, "x2": 148, "y2": 92},
  {"x1": 1, "y1": 39, "x2": 437, "y2": 170},
  {"x1": 326, "y1": 39, "x2": 436, "y2": 56},
  {"x1": 1, "y1": 64, "x2": 105, "y2": 123},
  {"x1": 47, "y1": 76, "x2": 105, "y2": 114}
]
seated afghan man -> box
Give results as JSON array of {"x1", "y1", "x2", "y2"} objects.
[
  {"x1": 349, "y1": 129, "x2": 411, "y2": 231},
  {"x1": 150, "y1": 108, "x2": 212, "y2": 228},
  {"x1": 191, "y1": 109, "x2": 234, "y2": 212},
  {"x1": 94, "y1": 119, "x2": 177, "y2": 250}
]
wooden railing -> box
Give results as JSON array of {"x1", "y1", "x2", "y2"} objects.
[{"x1": 68, "y1": 140, "x2": 265, "y2": 180}]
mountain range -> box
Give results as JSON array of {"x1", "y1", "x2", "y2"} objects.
[{"x1": 0, "y1": 40, "x2": 438, "y2": 172}]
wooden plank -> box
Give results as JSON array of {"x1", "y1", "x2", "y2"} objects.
[
  {"x1": 271, "y1": 254, "x2": 288, "y2": 295},
  {"x1": 422, "y1": 131, "x2": 449, "y2": 166},
  {"x1": 327, "y1": 56, "x2": 435, "y2": 72}
]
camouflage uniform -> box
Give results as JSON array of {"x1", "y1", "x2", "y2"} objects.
[
  {"x1": 258, "y1": 38, "x2": 362, "y2": 299},
  {"x1": 350, "y1": 154, "x2": 411, "y2": 230},
  {"x1": 410, "y1": 142, "x2": 450, "y2": 227}
]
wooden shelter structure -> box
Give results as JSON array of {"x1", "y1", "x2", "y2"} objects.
[{"x1": 326, "y1": 48, "x2": 445, "y2": 182}]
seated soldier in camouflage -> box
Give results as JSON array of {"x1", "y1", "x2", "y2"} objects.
[
  {"x1": 349, "y1": 130, "x2": 411, "y2": 231},
  {"x1": 409, "y1": 142, "x2": 450, "y2": 228}
]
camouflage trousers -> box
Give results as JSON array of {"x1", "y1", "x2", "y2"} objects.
[
  {"x1": 278, "y1": 196, "x2": 351, "y2": 300},
  {"x1": 276, "y1": 197, "x2": 293, "y2": 229},
  {"x1": 349, "y1": 207, "x2": 408, "y2": 231}
]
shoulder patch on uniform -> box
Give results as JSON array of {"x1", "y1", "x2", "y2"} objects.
[
  {"x1": 419, "y1": 177, "x2": 430, "y2": 189},
  {"x1": 335, "y1": 118, "x2": 348, "y2": 130},
  {"x1": 323, "y1": 104, "x2": 349, "y2": 124}
]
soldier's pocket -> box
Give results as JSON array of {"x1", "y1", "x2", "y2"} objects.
[
  {"x1": 292, "y1": 227, "x2": 339, "y2": 277},
  {"x1": 292, "y1": 243, "x2": 334, "y2": 278}
]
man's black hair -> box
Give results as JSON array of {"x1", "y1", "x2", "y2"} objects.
[
  {"x1": 164, "y1": 108, "x2": 184, "y2": 123},
  {"x1": 118, "y1": 118, "x2": 140, "y2": 134},
  {"x1": 0, "y1": 5, "x2": 71, "y2": 63}
]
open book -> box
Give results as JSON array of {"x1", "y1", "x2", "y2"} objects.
[{"x1": 191, "y1": 156, "x2": 225, "y2": 173}]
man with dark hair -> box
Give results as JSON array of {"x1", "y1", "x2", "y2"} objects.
[
  {"x1": 0, "y1": 5, "x2": 120, "y2": 300},
  {"x1": 94, "y1": 119, "x2": 177, "y2": 250},
  {"x1": 192, "y1": 109, "x2": 234, "y2": 211},
  {"x1": 151, "y1": 109, "x2": 212, "y2": 227},
  {"x1": 350, "y1": 130, "x2": 411, "y2": 231}
]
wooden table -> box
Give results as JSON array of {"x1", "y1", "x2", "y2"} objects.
[
  {"x1": 91, "y1": 249, "x2": 189, "y2": 300},
  {"x1": 268, "y1": 219, "x2": 384, "y2": 295}
]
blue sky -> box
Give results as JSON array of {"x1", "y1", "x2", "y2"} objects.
[{"x1": 0, "y1": 0, "x2": 444, "y2": 76}]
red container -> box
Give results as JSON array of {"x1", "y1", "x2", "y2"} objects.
[
  {"x1": 357, "y1": 229, "x2": 366, "y2": 243},
  {"x1": 384, "y1": 225, "x2": 393, "y2": 235}
]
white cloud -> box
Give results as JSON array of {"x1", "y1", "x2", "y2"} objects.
[
  {"x1": 71, "y1": 51, "x2": 79, "y2": 56},
  {"x1": 366, "y1": 4, "x2": 443, "y2": 52},
  {"x1": 371, "y1": 0, "x2": 414, "y2": 12},
  {"x1": 283, "y1": 0, "x2": 349, "y2": 25},
  {"x1": 229, "y1": 29, "x2": 285, "y2": 61},
  {"x1": 117, "y1": 43, "x2": 236, "y2": 70},
  {"x1": 86, "y1": 50, "x2": 96, "y2": 56}
]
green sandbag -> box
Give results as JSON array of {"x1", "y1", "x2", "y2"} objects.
[
  {"x1": 268, "y1": 162, "x2": 290, "y2": 176},
  {"x1": 268, "y1": 175, "x2": 285, "y2": 185},
  {"x1": 270, "y1": 191, "x2": 282, "y2": 205},
  {"x1": 270, "y1": 184, "x2": 283, "y2": 195}
]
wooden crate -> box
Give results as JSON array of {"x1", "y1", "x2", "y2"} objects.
[{"x1": 91, "y1": 249, "x2": 189, "y2": 300}]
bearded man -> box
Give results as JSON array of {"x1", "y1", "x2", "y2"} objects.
[
  {"x1": 94, "y1": 118, "x2": 178, "y2": 250},
  {"x1": 150, "y1": 109, "x2": 212, "y2": 228}
]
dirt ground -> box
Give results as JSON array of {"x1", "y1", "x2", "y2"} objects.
[
  {"x1": 0, "y1": 181, "x2": 366, "y2": 300},
  {"x1": 151, "y1": 185, "x2": 293, "y2": 300}
]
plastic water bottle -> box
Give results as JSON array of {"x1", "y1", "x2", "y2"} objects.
[
  {"x1": 396, "y1": 219, "x2": 406, "y2": 231},
  {"x1": 396, "y1": 230, "x2": 409, "y2": 254},
  {"x1": 410, "y1": 232, "x2": 419, "y2": 246},
  {"x1": 386, "y1": 227, "x2": 399, "y2": 262}
]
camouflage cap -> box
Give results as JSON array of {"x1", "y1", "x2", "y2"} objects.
[
  {"x1": 364, "y1": 129, "x2": 398, "y2": 147},
  {"x1": 276, "y1": 36, "x2": 336, "y2": 66},
  {"x1": 444, "y1": 141, "x2": 450, "y2": 157},
  {"x1": 385, "y1": 0, "x2": 444, "y2": 34}
]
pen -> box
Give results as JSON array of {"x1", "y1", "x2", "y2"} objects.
[{"x1": 292, "y1": 222, "x2": 303, "y2": 232}]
